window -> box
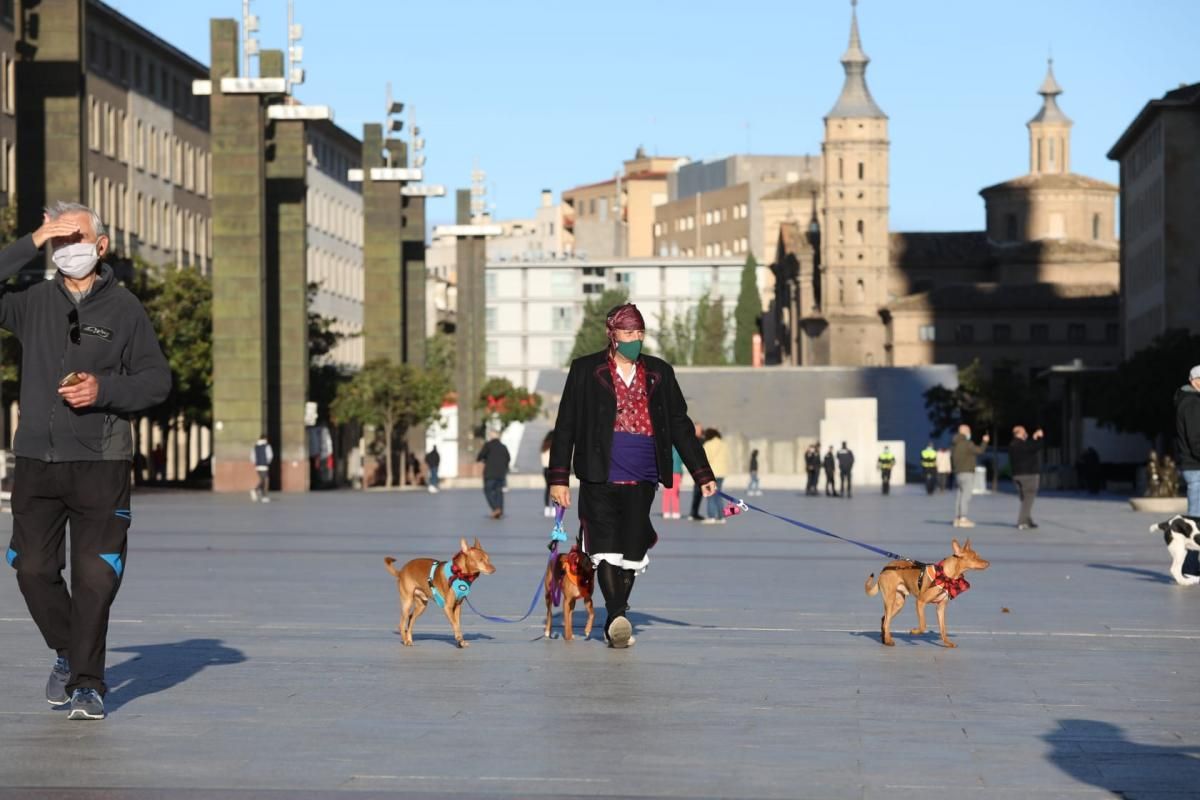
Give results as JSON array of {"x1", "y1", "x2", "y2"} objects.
[
  {"x1": 837, "y1": 157, "x2": 843, "y2": 180},
  {"x1": 1067, "y1": 323, "x2": 1086, "y2": 343},
  {"x1": 485, "y1": 307, "x2": 497, "y2": 332},
  {"x1": 1048, "y1": 212, "x2": 1065, "y2": 239},
  {"x1": 486, "y1": 339, "x2": 498, "y2": 367},
  {"x1": 1105, "y1": 323, "x2": 1119, "y2": 344},
  {"x1": 551, "y1": 270, "x2": 574, "y2": 297},
  {"x1": 837, "y1": 278, "x2": 844, "y2": 304},
  {"x1": 689, "y1": 269, "x2": 710, "y2": 296},
  {"x1": 1030, "y1": 323, "x2": 1049, "y2": 343},
  {"x1": 552, "y1": 339, "x2": 573, "y2": 366},
  {"x1": 858, "y1": 162, "x2": 864, "y2": 180},
  {"x1": 855, "y1": 279, "x2": 865, "y2": 303},
  {"x1": 918, "y1": 324, "x2": 936, "y2": 342},
  {"x1": 954, "y1": 324, "x2": 975, "y2": 343},
  {"x1": 2, "y1": 54, "x2": 13, "y2": 114},
  {"x1": 485, "y1": 272, "x2": 497, "y2": 296},
  {"x1": 552, "y1": 306, "x2": 573, "y2": 332},
  {"x1": 704, "y1": 211, "x2": 712, "y2": 226},
  {"x1": 856, "y1": 219, "x2": 864, "y2": 244},
  {"x1": 993, "y1": 324, "x2": 1012, "y2": 343},
  {"x1": 615, "y1": 271, "x2": 634, "y2": 292},
  {"x1": 1005, "y1": 214, "x2": 1018, "y2": 241},
  {"x1": 1092, "y1": 213, "x2": 1101, "y2": 241}
]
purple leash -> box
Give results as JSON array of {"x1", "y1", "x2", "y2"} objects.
[{"x1": 466, "y1": 506, "x2": 567, "y2": 623}]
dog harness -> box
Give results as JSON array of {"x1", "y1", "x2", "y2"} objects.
[
  {"x1": 427, "y1": 560, "x2": 477, "y2": 609},
  {"x1": 931, "y1": 560, "x2": 970, "y2": 598}
]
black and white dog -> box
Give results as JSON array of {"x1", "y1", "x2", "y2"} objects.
[{"x1": 1151, "y1": 515, "x2": 1200, "y2": 586}]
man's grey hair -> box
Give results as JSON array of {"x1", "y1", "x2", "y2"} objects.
[{"x1": 44, "y1": 201, "x2": 107, "y2": 238}]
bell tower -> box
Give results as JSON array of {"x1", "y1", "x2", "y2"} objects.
[
  {"x1": 819, "y1": 0, "x2": 890, "y2": 366},
  {"x1": 1028, "y1": 59, "x2": 1072, "y2": 176}
]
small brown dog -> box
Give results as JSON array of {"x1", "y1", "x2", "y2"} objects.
[
  {"x1": 543, "y1": 546, "x2": 595, "y2": 641},
  {"x1": 384, "y1": 537, "x2": 496, "y2": 648},
  {"x1": 864, "y1": 538, "x2": 989, "y2": 648}
]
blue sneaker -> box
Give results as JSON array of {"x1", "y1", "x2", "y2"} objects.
[
  {"x1": 67, "y1": 688, "x2": 105, "y2": 720},
  {"x1": 46, "y1": 657, "x2": 70, "y2": 705}
]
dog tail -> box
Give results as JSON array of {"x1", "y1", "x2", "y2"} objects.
[
  {"x1": 384, "y1": 556, "x2": 401, "y2": 577},
  {"x1": 864, "y1": 573, "x2": 880, "y2": 596}
]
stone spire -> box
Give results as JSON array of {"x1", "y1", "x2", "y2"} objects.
[
  {"x1": 827, "y1": 0, "x2": 886, "y2": 119},
  {"x1": 1027, "y1": 58, "x2": 1072, "y2": 175}
]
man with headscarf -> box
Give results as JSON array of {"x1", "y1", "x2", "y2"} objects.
[{"x1": 549, "y1": 303, "x2": 715, "y2": 648}]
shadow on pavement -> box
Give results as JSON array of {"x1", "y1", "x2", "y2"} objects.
[
  {"x1": 105, "y1": 638, "x2": 246, "y2": 712},
  {"x1": 1044, "y1": 718, "x2": 1200, "y2": 797},
  {"x1": 1086, "y1": 563, "x2": 1177, "y2": 585},
  {"x1": 391, "y1": 630, "x2": 495, "y2": 647}
]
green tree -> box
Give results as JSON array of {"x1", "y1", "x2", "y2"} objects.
[
  {"x1": 0, "y1": 205, "x2": 22, "y2": 414},
  {"x1": 568, "y1": 287, "x2": 629, "y2": 363},
  {"x1": 307, "y1": 282, "x2": 352, "y2": 423},
  {"x1": 1097, "y1": 329, "x2": 1200, "y2": 448},
  {"x1": 478, "y1": 376, "x2": 542, "y2": 431},
  {"x1": 692, "y1": 292, "x2": 729, "y2": 366},
  {"x1": 732, "y1": 253, "x2": 759, "y2": 365},
  {"x1": 426, "y1": 330, "x2": 456, "y2": 385},
  {"x1": 135, "y1": 261, "x2": 213, "y2": 429},
  {"x1": 655, "y1": 305, "x2": 695, "y2": 366},
  {"x1": 331, "y1": 359, "x2": 449, "y2": 489}
]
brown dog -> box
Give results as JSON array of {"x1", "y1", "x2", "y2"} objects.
[
  {"x1": 543, "y1": 547, "x2": 595, "y2": 641},
  {"x1": 384, "y1": 537, "x2": 496, "y2": 648},
  {"x1": 864, "y1": 538, "x2": 989, "y2": 648}
]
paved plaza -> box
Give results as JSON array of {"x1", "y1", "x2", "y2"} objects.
[{"x1": 1, "y1": 483, "x2": 1198, "y2": 799}]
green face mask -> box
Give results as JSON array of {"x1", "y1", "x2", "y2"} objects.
[{"x1": 615, "y1": 340, "x2": 643, "y2": 361}]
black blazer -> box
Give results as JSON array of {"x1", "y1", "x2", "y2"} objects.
[{"x1": 549, "y1": 350, "x2": 713, "y2": 490}]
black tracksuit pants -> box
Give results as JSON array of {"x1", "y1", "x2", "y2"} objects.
[{"x1": 7, "y1": 458, "x2": 131, "y2": 696}]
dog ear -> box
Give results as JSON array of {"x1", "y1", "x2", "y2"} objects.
[
  {"x1": 460, "y1": 537, "x2": 470, "y2": 554},
  {"x1": 1172, "y1": 518, "x2": 1193, "y2": 535},
  {"x1": 951, "y1": 538, "x2": 962, "y2": 555},
  {"x1": 961, "y1": 538, "x2": 972, "y2": 552},
  {"x1": 473, "y1": 537, "x2": 482, "y2": 550}
]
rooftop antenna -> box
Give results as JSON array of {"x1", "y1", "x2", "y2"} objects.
[
  {"x1": 241, "y1": 0, "x2": 259, "y2": 77},
  {"x1": 286, "y1": 0, "x2": 304, "y2": 94},
  {"x1": 470, "y1": 161, "x2": 487, "y2": 222}
]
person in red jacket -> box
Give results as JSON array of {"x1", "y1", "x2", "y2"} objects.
[{"x1": 548, "y1": 303, "x2": 715, "y2": 648}]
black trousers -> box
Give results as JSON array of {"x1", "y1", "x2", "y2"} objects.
[
  {"x1": 805, "y1": 469, "x2": 818, "y2": 495},
  {"x1": 7, "y1": 458, "x2": 131, "y2": 696},
  {"x1": 579, "y1": 481, "x2": 657, "y2": 631},
  {"x1": 840, "y1": 471, "x2": 852, "y2": 497},
  {"x1": 824, "y1": 469, "x2": 837, "y2": 495},
  {"x1": 923, "y1": 468, "x2": 937, "y2": 494},
  {"x1": 880, "y1": 468, "x2": 891, "y2": 495}
]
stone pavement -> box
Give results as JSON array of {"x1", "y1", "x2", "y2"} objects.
[{"x1": 1, "y1": 484, "x2": 1198, "y2": 799}]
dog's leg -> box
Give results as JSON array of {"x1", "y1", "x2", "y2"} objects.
[
  {"x1": 1168, "y1": 538, "x2": 1199, "y2": 585},
  {"x1": 544, "y1": 589, "x2": 555, "y2": 639},
  {"x1": 563, "y1": 595, "x2": 575, "y2": 641},
  {"x1": 583, "y1": 596, "x2": 594, "y2": 639},
  {"x1": 446, "y1": 601, "x2": 469, "y2": 648},
  {"x1": 404, "y1": 599, "x2": 429, "y2": 646},
  {"x1": 398, "y1": 591, "x2": 412, "y2": 636},
  {"x1": 935, "y1": 600, "x2": 955, "y2": 648},
  {"x1": 881, "y1": 589, "x2": 904, "y2": 646},
  {"x1": 910, "y1": 596, "x2": 928, "y2": 637}
]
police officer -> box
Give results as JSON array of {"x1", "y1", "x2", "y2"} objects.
[
  {"x1": 877, "y1": 446, "x2": 897, "y2": 495},
  {"x1": 920, "y1": 442, "x2": 938, "y2": 495}
]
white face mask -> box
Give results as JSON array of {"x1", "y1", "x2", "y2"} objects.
[{"x1": 52, "y1": 242, "x2": 100, "y2": 279}]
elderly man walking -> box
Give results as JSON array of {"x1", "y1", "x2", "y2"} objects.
[
  {"x1": 1178, "y1": 365, "x2": 1200, "y2": 516},
  {"x1": 951, "y1": 424, "x2": 989, "y2": 528},
  {"x1": 2, "y1": 202, "x2": 171, "y2": 720}
]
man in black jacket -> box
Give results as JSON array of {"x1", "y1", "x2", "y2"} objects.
[
  {"x1": 1008, "y1": 425, "x2": 1044, "y2": 530},
  {"x1": 837, "y1": 442, "x2": 855, "y2": 499},
  {"x1": 805, "y1": 444, "x2": 821, "y2": 496},
  {"x1": 1177, "y1": 365, "x2": 1200, "y2": 516},
  {"x1": 476, "y1": 430, "x2": 510, "y2": 519},
  {"x1": 549, "y1": 303, "x2": 714, "y2": 648},
  {"x1": 2, "y1": 202, "x2": 171, "y2": 720}
]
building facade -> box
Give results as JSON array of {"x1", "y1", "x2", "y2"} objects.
[
  {"x1": 485, "y1": 256, "x2": 743, "y2": 387},
  {"x1": 1107, "y1": 82, "x2": 1200, "y2": 358}
]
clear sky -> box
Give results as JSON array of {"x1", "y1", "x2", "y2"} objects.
[{"x1": 110, "y1": 0, "x2": 1198, "y2": 238}]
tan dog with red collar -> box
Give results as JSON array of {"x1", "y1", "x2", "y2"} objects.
[
  {"x1": 864, "y1": 538, "x2": 989, "y2": 648},
  {"x1": 543, "y1": 546, "x2": 595, "y2": 641},
  {"x1": 385, "y1": 538, "x2": 495, "y2": 648}
]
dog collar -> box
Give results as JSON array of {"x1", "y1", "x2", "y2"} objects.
[{"x1": 932, "y1": 560, "x2": 970, "y2": 598}]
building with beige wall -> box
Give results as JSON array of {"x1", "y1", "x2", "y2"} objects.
[
  {"x1": 563, "y1": 147, "x2": 682, "y2": 259},
  {"x1": 1107, "y1": 81, "x2": 1200, "y2": 358}
]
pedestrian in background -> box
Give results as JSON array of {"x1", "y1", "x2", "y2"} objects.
[
  {"x1": 702, "y1": 428, "x2": 729, "y2": 524},
  {"x1": 661, "y1": 446, "x2": 683, "y2": 519},
  {"x1": 837, "y1": 441, "x2": 855, "y2": 499},
  {"x1": 425, "y1": 445, "x2": 440, "y2": 494},
  {"x1": 477, "y1": 429, "x2": 510, "y2": 519},
  {"x1": 823, "y1": 446, "x2": 838, "y2": 497},
  {"x1": 920, "y1": 442, "x2": 938, "y2": 495},
  {"x1": 951, "y1": 424, "x2": 989, "y2": 528},
  {"x1": 805, "y1": 443, "x2": 821, "y2": 496},
  {"x1": 877, "y1": 446, "x2": 896, "y2": 496},
  {"x1": 1177, "y1": 365, "x2": 1200, "y2": 515},
  {"x1": 540, "y1": 431, "x2": 553, "y2": 515},
  {"x1": 2, "y1": 202, "x2": 171, "y2": 721},
  {"x1": 151, "y1": 442, "x2": 166, "y2": 482},
  {"x1": 251, "y1": 434, "x2": 273, "y2": 503},
  {"x1": 936, "y1": 447, "x2": 952, "y2": 492},
  {"x1": 1009, "y1": 425, "x2": 1044, "y2": 530},
  {"x1": 746, "y1": 448, "x2": 761, "y2": 497}
]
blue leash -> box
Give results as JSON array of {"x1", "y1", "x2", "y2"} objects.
[
  {"x1": 717, "y1": 491, "x2": 910, "y2": 561},
  {"x1": 466, "y1": 506, "x2": 569, "y2": 624}
]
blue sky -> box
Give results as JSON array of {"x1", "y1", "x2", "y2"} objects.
[{"x1": 112, "y1": 0, "x2": 1198, "y2": 238}]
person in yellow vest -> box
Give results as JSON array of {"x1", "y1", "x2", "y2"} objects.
[
  {"x1": 920, "y1": 443, "x2": 938, "y2": 495},
  {"x1": 877, "y1": 446, "x2": 897, "y2": 495}
]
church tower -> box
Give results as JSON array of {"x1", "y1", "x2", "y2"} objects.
[
  {"x1": 818, "y1": 0, "x2": 890, "y2": 366},
  {"x1": 1028, "y1": 59, "x2": 1072, "y2": 176}
]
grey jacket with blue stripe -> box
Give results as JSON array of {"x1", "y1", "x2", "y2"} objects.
[{"x1": 0, "y1": 234, "x2": 171, "y2": 462}]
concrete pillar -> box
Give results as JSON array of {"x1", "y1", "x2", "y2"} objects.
[
  {"x1": 361, "y1": 124, "x2": 406, "y2": 365},
  {"x1": 15, "y1": 0, "x2": 87, "y2": 271},
  {"x1": 261, "y1": 50, "x2": 309, "y2": 492},
  {"x1": 454, "y1": 189, "x2": 488, "y2": 478},
  {"x1": 208, "y1": 19, "x2": 268, "y2": 492}
]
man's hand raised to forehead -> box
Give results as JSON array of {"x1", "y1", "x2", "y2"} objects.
[{"x1": 32, "y1": 215, "x2": 82, "y2": 249}]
